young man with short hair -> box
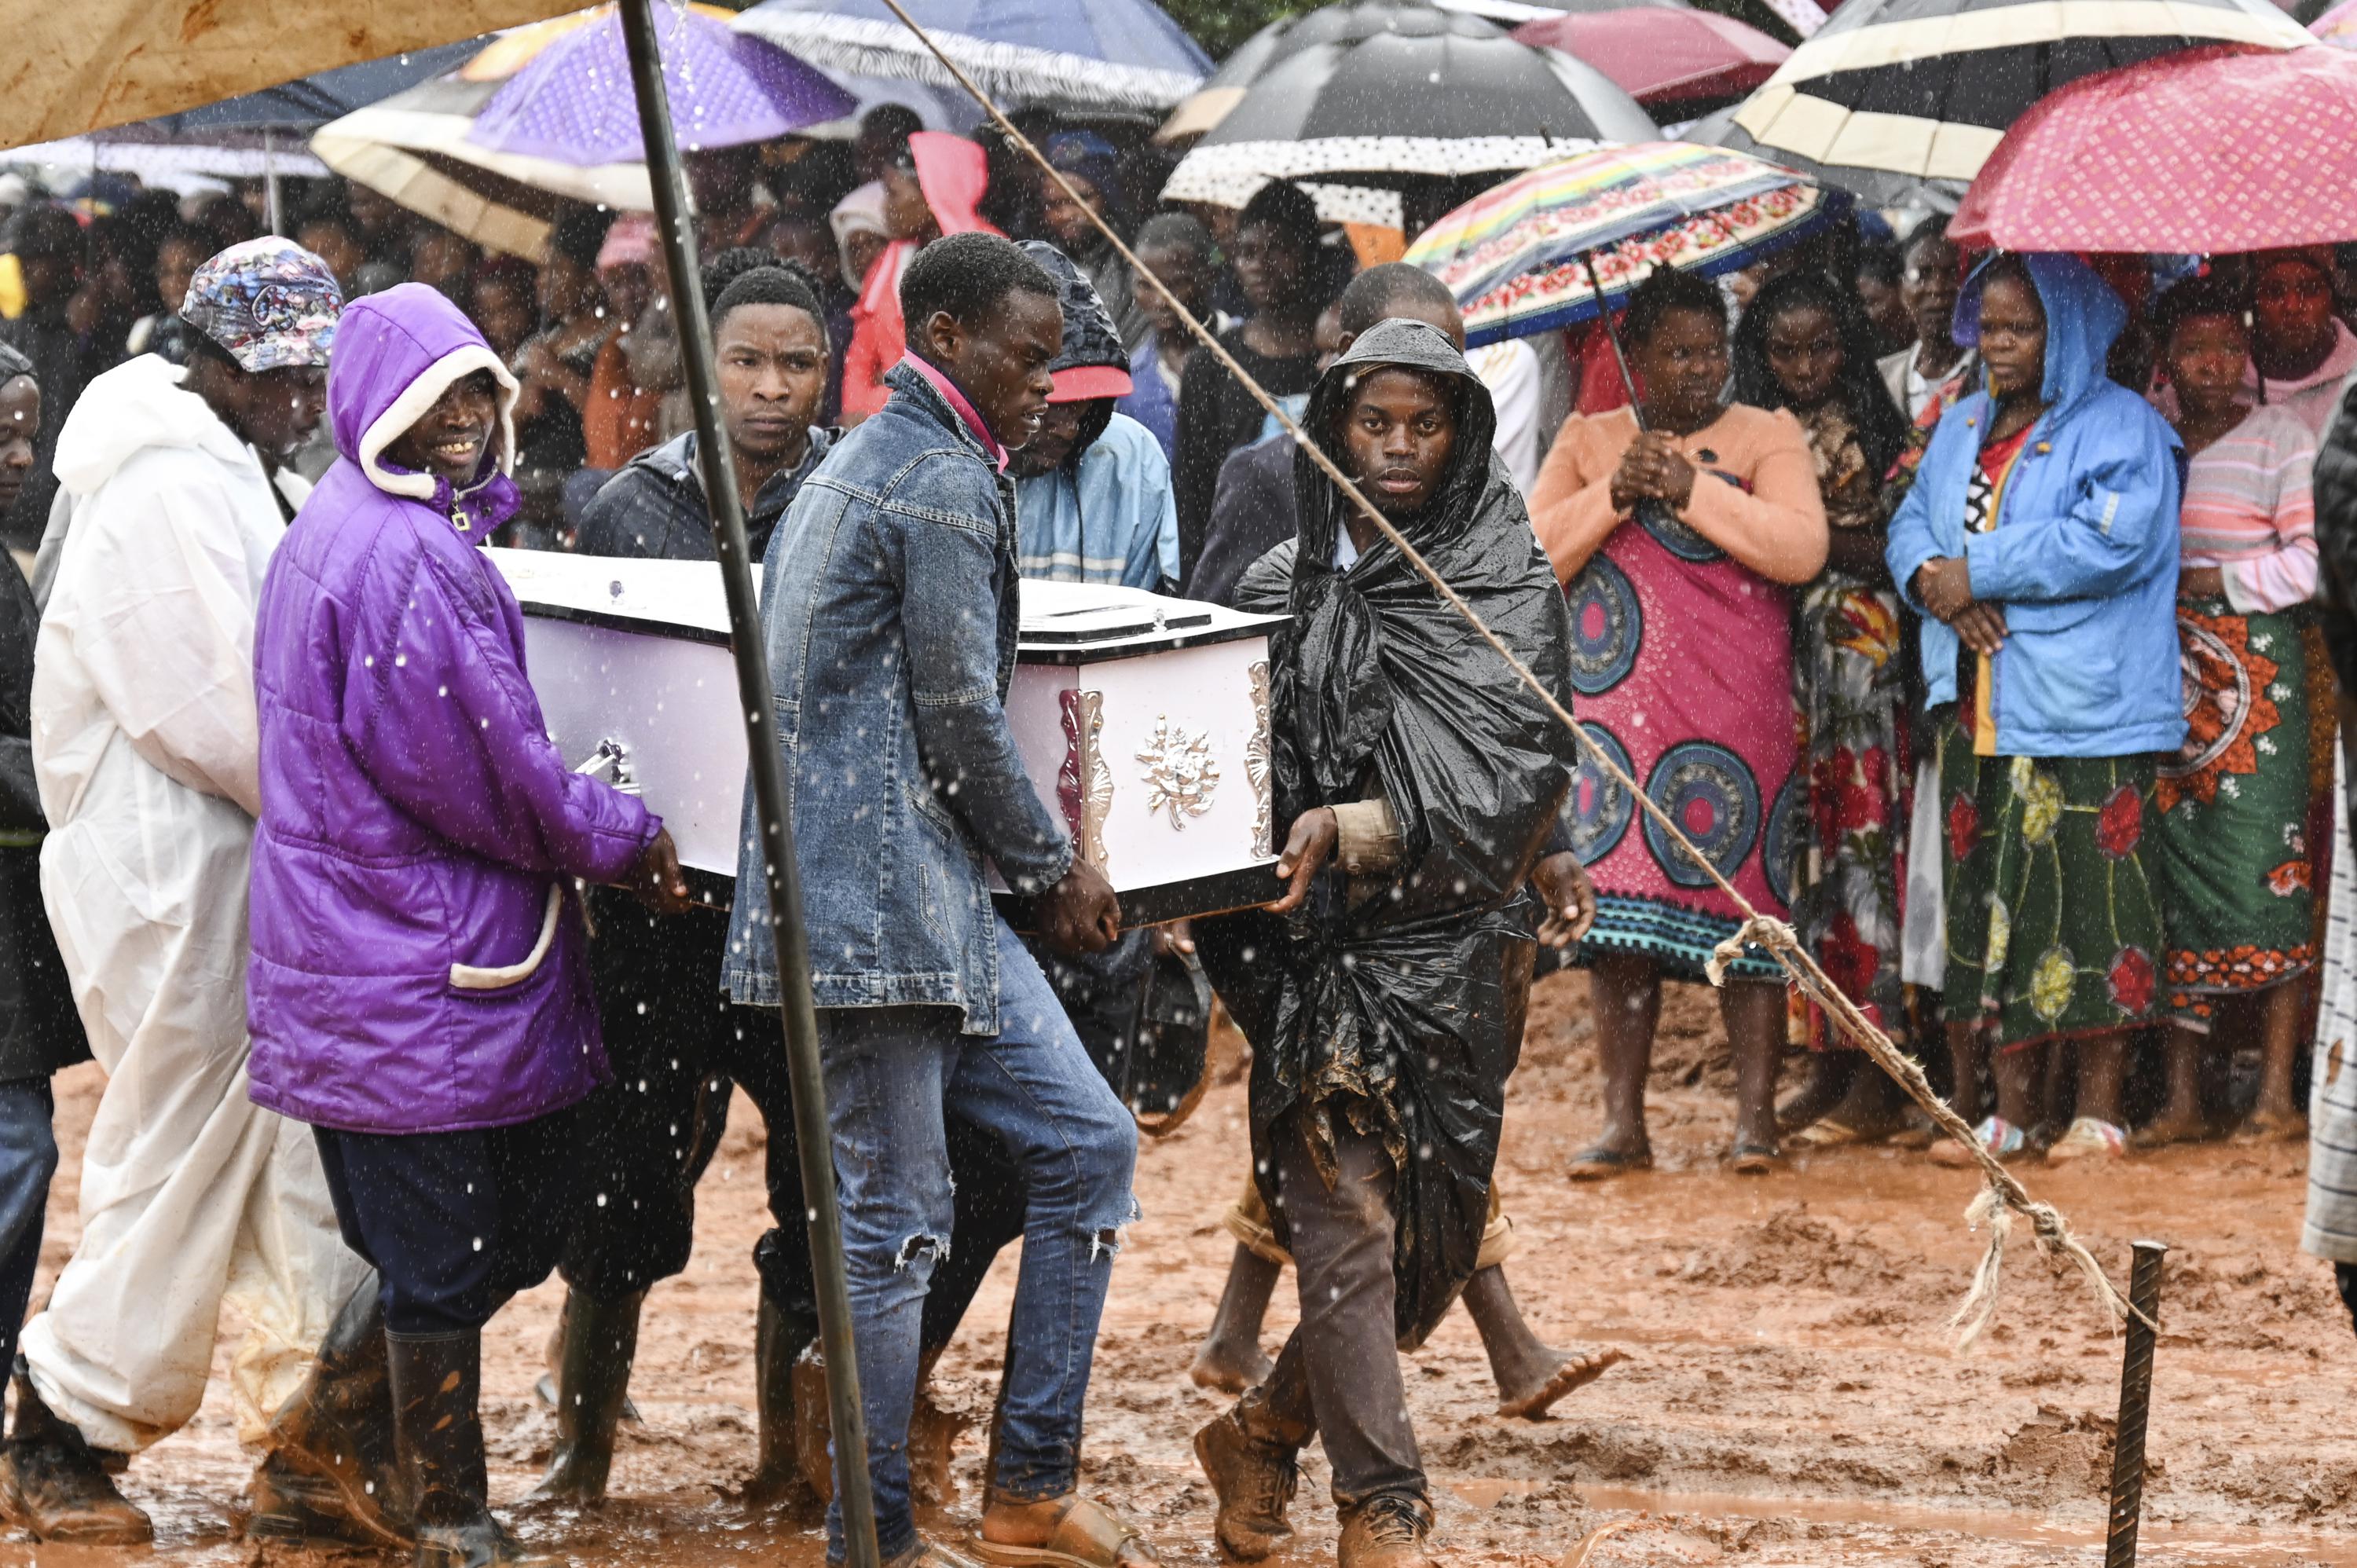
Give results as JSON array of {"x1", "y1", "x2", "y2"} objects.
[
  {"x1": 1193, "y1": 317, "x2": 1578, "y2": 1568},
  {"x1": 729, "y1": 230, "x2": 1154, "y2": 1568}
]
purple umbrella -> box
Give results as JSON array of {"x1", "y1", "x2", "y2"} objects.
[{"x1": 468, "y1": 5, "x2": 855, "y2": 165}]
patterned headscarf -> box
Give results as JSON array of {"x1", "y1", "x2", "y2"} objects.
[{"x1": 181, "y1": 236, "x2": 343, "y2": 374}]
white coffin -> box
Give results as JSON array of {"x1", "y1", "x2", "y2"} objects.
[{"x1": 486, "y1": 548, "x2": 1286, "y2": 925}]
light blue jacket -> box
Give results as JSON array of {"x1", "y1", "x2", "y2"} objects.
[
  {"x1": 1014, "y1": 412, "x2": 1179, "y2": 588},
  {"x1": 1886, "y1": 253, "x2": 2187, "y2": 760},
  {"x1": 725, "y1": 360, "x2": 1072, "y2": 1031}
]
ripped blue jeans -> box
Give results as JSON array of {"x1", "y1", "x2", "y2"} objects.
[{"x1": 816, "y1": 916, "x2": 1139, "y2": 1562}]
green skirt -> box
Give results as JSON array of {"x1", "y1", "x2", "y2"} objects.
[
  {"x1": 1939, "y1": 707, "x2": 2165, "y2": 1052},
  {"x1": 2150, "y1": 598, "x2": 2315, "y2": 1026}
]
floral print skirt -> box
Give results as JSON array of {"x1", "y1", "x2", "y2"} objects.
[
  {"x1": 2150, "y1": 599, "x2": 2315, "y2": 1027},
  {"x1": 1793, "y1": 573, "x2": 1910, "y2": 1050},
  {"x1": 1938, "y1": 714, "x2": 2164, "y2": 1053}
]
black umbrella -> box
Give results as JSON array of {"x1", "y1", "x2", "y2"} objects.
[
  {"x1": 1161, "y1": 0, "x2": 1656, "y2": 206},
  {"x1": 1680, "y1": 101, "x2": 1962, "y2": 210},
  {"x1": 122, "y1": 36, "x2": 490, "y2": 141},
  {"x1": 1728, "y1": 0, "x2": 2311, "y2": 185}
]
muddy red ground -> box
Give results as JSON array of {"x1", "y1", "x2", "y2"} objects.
[{"x1": 5, "y1": 969, "x2": 2355, "y2": 1567}]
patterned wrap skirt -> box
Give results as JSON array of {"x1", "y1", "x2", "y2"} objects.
[
  {"x1": 2150, "y1": 597, "x2": 2315, "y2": 1027},
  {"x1": 1937, "y1": 704, "x2": 2165, "y2": 1052}
]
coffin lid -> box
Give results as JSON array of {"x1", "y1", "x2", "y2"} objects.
[{"x1": 486, "y1": 548, "x2": 1286, "y2": 661}]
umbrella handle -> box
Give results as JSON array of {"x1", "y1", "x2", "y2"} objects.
[
  {"x1": 1581, "y1": 247, "x2": 1687, "y2": 537},
  {"x1": 1580, "y1": 248, "x2": 1645, "y2": 426}
]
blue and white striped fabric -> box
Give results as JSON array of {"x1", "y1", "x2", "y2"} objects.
[
  {"x1": 1014, "y1": 413, "x2": 1178, "y2": 589},
  {"x1": 2304, "y1": 755, "x2": 2357, "y2": 1264}
]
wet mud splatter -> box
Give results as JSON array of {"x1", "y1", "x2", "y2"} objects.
[{"x1": 4, "y1": 969, "x2": 2354, "y2": 1566}]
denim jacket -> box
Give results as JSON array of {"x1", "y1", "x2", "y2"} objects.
[{"x1": 725, "y1": 360, "x2": 1073, "y2": 1031}]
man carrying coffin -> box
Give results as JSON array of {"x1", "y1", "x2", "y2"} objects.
[
  {"x1": 727, "y1": 231, "x2": 1155, "y2": 1568},
  {"x1": 1191, "y1": 317, "x2": 1579, "y2": 1568}
]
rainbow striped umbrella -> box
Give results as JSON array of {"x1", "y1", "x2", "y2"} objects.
[{"x1": 1402, "y1": 140, "x2": 1847, "y2": 347}]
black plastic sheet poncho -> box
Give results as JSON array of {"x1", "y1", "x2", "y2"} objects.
[{"x1": 1200, "y1": 319, "x2": 1576, "y2": 1346}]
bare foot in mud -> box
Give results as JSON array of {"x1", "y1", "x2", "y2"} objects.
[
  {"x1": 1495, "y1": 1346, "x2": 1627, "y2": 1421},
  {"x1": 1189, "y1": 1336, "x2": 1274, "y2": 1394}
]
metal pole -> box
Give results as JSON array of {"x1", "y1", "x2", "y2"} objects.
[
  {"x1": 614, "y1": 5, "x2": 880, "y2": 1564},
  {"x1": 2104, "y1": 1240, "x2": 2169, "y2": 1568},
  {"x1": 1578, "y1": 249, "x2": 1643, "y2": 413},
  {"x1": 265, "y1": 128, "x2": 283, "y2": 237}
]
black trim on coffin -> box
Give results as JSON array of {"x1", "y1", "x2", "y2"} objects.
[
  {"x1": 677, "y1": 859, "x2": 1284, "y2": 926},
  {"x1": 516, "y1": 600, "x2": 1283, "y2": 664},
  {"x1": 999, "y1": 862, "x2": 1285, "y2": 929}
]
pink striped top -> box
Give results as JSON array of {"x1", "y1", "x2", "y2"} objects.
[{"x1": 2177, "y1": 402, "x2": 2317, "y2": 614}]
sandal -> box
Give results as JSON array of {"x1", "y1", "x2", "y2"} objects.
[
  {"x1": 972, "y1": 1495, "x2": 1160, "y2": 1566},
  {"x1": 1727, "y1": 1141, "x2": 1785, "y2": 1175},
  {"x1": 1787, "y1": 1118, "x2": 1882, "y2": 1150},
  {"x1": 2045, "y1": 1116, "x2": 2127, "y2": 1163},
  {"x1": 1567, "y1": 1145, "x2": 1652, "y2": 1181},
  {"x1": 1929, "y1": 1116, "x2": 2025, "y2": 1167}
]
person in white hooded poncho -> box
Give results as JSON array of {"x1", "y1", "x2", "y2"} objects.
[{"x1": 9, "y1": 240, "x2": 369, "y2": 1546}]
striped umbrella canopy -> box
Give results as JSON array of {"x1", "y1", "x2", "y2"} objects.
[
  {"x1": 1679, "y1": 100, "x2": 1964, "y2": 209},
  {"x1": 1728, "y1": 0, "x2": 2312, "y2": 187},
  {"x1": 1402, "y1": 139, "x2": 1849, "y2": 345},
  {"x1": 1163, "y1": 2, "x2": 1658, "y2": 208}
]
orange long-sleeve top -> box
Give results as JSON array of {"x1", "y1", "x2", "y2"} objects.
[{"x1": 1526, "y1": 405, "x2": 1829, "y2": 587}]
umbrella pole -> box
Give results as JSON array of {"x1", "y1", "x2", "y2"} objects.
[
  {"x1": 1580, "y1": 249, "x2": 1644, "y2": 421},
  {"x1": 265, "y1": 128, "x2": 282, "y2": 237},
  {"x1": 614, "y1": 5, "x2": 882, "y2": 1567}
]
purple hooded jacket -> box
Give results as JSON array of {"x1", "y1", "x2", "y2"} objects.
[{"x1": 247, "y1": 284, "x2": 660, "y2": 1134}]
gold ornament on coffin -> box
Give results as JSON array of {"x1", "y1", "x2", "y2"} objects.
[
  {"x1": 1137, "y1": 716, "x2": 1219, "y2": 830},
  {"x1": 1246, "y1": 661, "x2": 1273, "y2": 856},
  {"x1": 1059, "y1": 688, "x2": 1114, "y2": 874}
]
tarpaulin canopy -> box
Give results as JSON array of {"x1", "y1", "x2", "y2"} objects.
[{"x1": 0, "y1": 0, "x2": 574, "y2": 155}]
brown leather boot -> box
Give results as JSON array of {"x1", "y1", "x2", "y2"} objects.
[
  {"x1": 1190, "y1": 1384, "x2": 1307, "y2": 1563},
  {"x1": 0, "y1": 1369, "x2": 152, "y2": 1544},
  {"x1": 1336, "y1": 1493, "x2": 1437, "y2": 1568}
]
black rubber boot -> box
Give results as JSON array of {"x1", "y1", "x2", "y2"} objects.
[
  {"x1": 0, "y1": 1366, "x2": 151, "y2": 1544},
  {"x1": 255, "y1": 1269, "x2": 411, "y2": 1547},
  {"x1": 741, "y1": 1295, "x2": 819, "y2": 1510},
  {"x1": 528, "y1": 1288, "x2": 645, "y2": 1505},
  {"x1": 390, "y1": 1331, "x2": 557, "y2": 1568}
]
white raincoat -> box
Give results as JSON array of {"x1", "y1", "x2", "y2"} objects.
[{"x1": 27, "y1": 354, "x2": 364, "y2": 1453}]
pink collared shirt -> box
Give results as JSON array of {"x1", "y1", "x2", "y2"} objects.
[{"x1": 898, "y1": 352, "x2": 1007, "y2": 472}]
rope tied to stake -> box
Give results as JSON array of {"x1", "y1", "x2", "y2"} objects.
[{"x1": 853, "y1": 0, "x2": 2150, "y2": 1348}]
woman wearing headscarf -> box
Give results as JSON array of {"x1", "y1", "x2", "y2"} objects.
[
  {"x1": 1192, "y1": 317, "x2": 1575, "y2": 1568},
  {"x1": 1730, "y1": 270, "x2": 1914, "y2": 1144},
  {"x1": 1888, "y1": 253, "x2": 2183, "y2": 1167},
  {"x1": 839, "y1": 132, "x2": 994, "y2": 423},
  {"x1": 1526, "y1": 266, "x2": 1829, "y2": 1178},
  {"x1": 2143, "y1": 273, "x2": 2319, "y2": 1145}
]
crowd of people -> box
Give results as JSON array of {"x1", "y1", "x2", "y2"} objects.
[{"x1": 2, "y1": 97, "x2": 2357, "y2": 1568}]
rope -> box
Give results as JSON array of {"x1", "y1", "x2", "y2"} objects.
[{"x1": 857, "y1": 0, "x2": 2150, "y2": 1346}]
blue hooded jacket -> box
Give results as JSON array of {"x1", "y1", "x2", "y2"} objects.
[{"x1": 1886, "y1": 253, "x2": 2186, "y2": 759}]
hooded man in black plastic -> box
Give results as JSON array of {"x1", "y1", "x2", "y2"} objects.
[{"x1": 1190, "y1": 319, "x2": 1577, "y2": 1568}]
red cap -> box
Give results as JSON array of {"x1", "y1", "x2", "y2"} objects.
[{"x1": 1048, "y1": 364, "x2": 1134, "y2": 402}]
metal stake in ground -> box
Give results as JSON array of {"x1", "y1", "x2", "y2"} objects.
[
  {"x1": 614, "y1": 3, "x2": 881, "y2": 1564},
  {"x1": 2105, "y1": 1240, "x2": 2168, "y2": 1568}
]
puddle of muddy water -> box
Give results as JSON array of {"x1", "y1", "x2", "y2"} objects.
[{"x1": 1444, "y1": 1480, "x2": 2357, "y2": 1566}]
